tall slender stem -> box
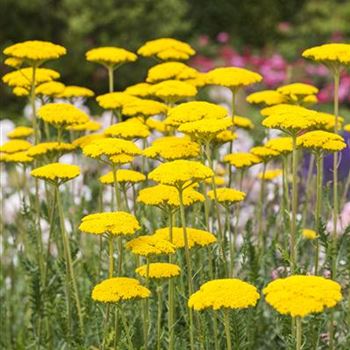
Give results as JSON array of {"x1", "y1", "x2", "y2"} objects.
[
  {"x1": 296, "y1": 317, "x2": 302, "y2": 350},
  {"x1": 157, "y1": 286, "x2": 163, "y2": 350},
  {"x1": 228, "y1": 89, "x2": 236, "y2": 187},
  {"x1": 258, "y1": 162, "x2": 267, "y2": 255},
  {"x1": 314, "y1": 153, "x2": 323, "y2": 275},
  {"x1": 109, "y1": 234, "x2": 114, "y2": 278},
  {"x1": 223, "y1": 310, "x2": 232, "y2": 350},
  {"x1": 119, "y1": 306, "x2": 134, "y2": 350},
  {"x1": 108, "y1": 66, "x2": 114, "y2": 93},
  {"x1": 291, "y1": 134, "x2": 298, "y2": 272},
  {"x1": 168, "y1": 211, "x2": 175, "y2": 350}
]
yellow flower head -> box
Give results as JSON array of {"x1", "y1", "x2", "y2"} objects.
[
  {"x1": 86, "y1": 47, "x2": 137, "y2": 66},
  {"x1": 99, "y1": 169, "x2": 146, "y2": 185},
  {"x1": 0, "y1": 151, "x2": 33, "y2": 164},
  {"x1": 204, "y1": 176, "x2": 225, "y2": 186},
  {"x1": 35, "y1": 81, "x2": 65, "y2": 97},
  {"x1": 92, "y1": 277, "x2": 150, "y2": 303},
  {"x1": 124, "y1": 83, "x2": 152, "y2": 98},
  {"x1": 4, "y1": 57, "x2": 23, "y2": 68},
  {"x1": 206, "y1": 67, "x2": 262, "y2": 89},
  {"x1": 250, "y1": 146, "x2": 280, "y2": 161},
  {"x1": 28, "y1": 142, "x2": 76, "y2": 158},
  {"x1": 12, "y1": 87, "x2": 30, "y2": 96},
  {"x1": 72, "y1": 134, "x2": 105, "y2": 148},
  {"x1": 185, "y1": 72, "x2": 209, "y2": 88},
  {"x1": 0, "y1": 139, "x2": 32, "y2": 154},
  {"x1": 149, "y1": 80, "x2": 197, "y2": 103},
  {"x1": 302, "y1": 229, "x2": 318, "y2": 240},
  {"x1": 262, "y1": 107, "x2": 319, "y2": 134},
  {"x1": 96, "y1": 92, "x2": 139, "y2": 110},
  {"x1": 258, "y1": 169, "x2": 283, "y2": 181},
  {"x1": 66, "y1": 120, "x2": 101, "y2": 132},
  {"x1": 136, "y1": 263, "x2": 181, "y2": 279},
  {"x1": 109, "y1": 154, "x2": 135, "y2": 165},
  {"x1": 246, "y1": 90, "x2": 286, "y2": 106},
  {"x1": 58, "y1": 85, "x2": 94, "y2": 99},
  {"x1": 3, "y1": 40, "x2": 66, "y2": 62},
  {"x1": 37, "y1": 103, "x2": 89, "y2": 127},
  {"x1": 302, "y1": 43, "x2": 350, "y2": 66},
  {"x1": 137, "y1": 184, "x2": 204, "y2": 209},
  {"x1": 146, "y1": 62, "x2": 198, "y2": 83},
  {"x1": 264, "y1": 137, "x2": 293, "y2": 155},
  {"x1": 260, "y1": 104, "x2": 303, "y2": 117},
  {"x1": 31, "y1": 163, "x2": 80, "y2": 184},
  {"x1": 224, "y1": 152, "x2": 261, "y2": 169},
  {"x1": 277, "y1": 83, "x2": 319, "y2": 98},
  {"x1": 138, "y1": 38, "x2": 195, "y2": 61},
  {"x1": 122, "y1": 99, "x2": 168, "y2": 118},
  {"x1": 105, "y1": 119, "x2": 150, "y2": 139},
  {"x1": 207, "y1": 187, "x2": 246, "y2": 205},
  {"x1": 126, "y1": 235, "x2": 176, "y2": 257},
  {"x1": 263, "y1": 275, "x2": 342, "y2": 318},
  {"x1": 165, "y1": 101, "x2": 227, "y2": 127},
  {"x1": 154, "y1": 227, "x2": 216, "y2": 249},
  {"x1": 232, "y1": 116, "x2": 254, "y2": 130},
  {"x1": 144, "y1": 136, "x2": 200, "y2": 160},
  {"x1": 146, "y1": 118, "x2": 167, "y2": 133},
  {"x1": 214, "y1": 130, "x2": 237, "y2": 144},
  {"x1": 79, "y1": 211, "x2": 140, "y2": 236},
  {"x1": 179, "y1": 118, "x2": 232, "y2": 140},
  {"x1": 7, "y1": 126, "x2": 33, "y2": 139},
  {"x1": 3, "y1": 68, "x2": 60, "y2": 88},
  {"x1": 83, "y1": 138, "x2": 141, "y2": 162},
  {"x1": 148, "y1": 160, "x2": 213, "y2": 188},
  {"x1": 297, "y1": 130, "x2": 346, "y2": 153},
  {"x1": 314, "y1": 112, "x2": 344, "y2": 131},
  {"x1": 188, "y1": 279, "x2": 260, "y2": 311},
  {"x1": 344, "y1": 124, "x2": 350, "y2": 132}
]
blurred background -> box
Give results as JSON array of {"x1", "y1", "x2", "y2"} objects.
[{"x1": 1, "y1": 0, "x2": 350, "y2": 118}]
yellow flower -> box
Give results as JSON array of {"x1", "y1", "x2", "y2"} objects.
[
  {"x1": 302, "y1": 43, "x2": 350, "y2": 66},
  {"x1": 302, "y1": 94, "x2": 318, "y2": 105},
  {"x1": 136, "y1": 263, "x2": 181, "y2": 279},
  {"x1": 264, "y1": 137, "x2": 293, "y2": 155},
  {"x1": 96, "y1": 92, "x2": 139, "y2": 110},
  {"x1": 314, "y1": 112, "x2": 344, "y2": 131},
  {"x1": 79, "y1": 211, "x2": 140, "y2": 236},
  {"x1": 83, "y1": 138, "x2": 141, "y2": 161},
  {"x1": 72, "y1": 134, "x2": 105, "y2": 148},
  {"x1": 0, "y1": 151, "x2": 33, "y2": 163},
  {"x1": 124, "y1": 83, "x2": 152, "y2": 98},
  {"x1": 31, "y1": 163, "x2": 80, "y2": 184},
  {"x1": 146, "y1": 118, "x2": 167, "y2": 133},
  {"x1": 146, "y1": 62, "x2": 198, "y2": 83},
  {"x1": 35, "y1": 81, "x2": 65, "y2": 97},
  {"x1": 246, "y1": 90, "x2": 286, "y2": 106},
  {"x1": 28, "y1": 142, "x2": 76, "y2": 158},
  {"x1": 37, "y1": 103, "x2": 89, "y2": 127},
  {"x1": 137, "y1": 38, "x2": 195, "y2": 61},
  {"x1": 224, "y1": 152, "x2": 261, "y2": 169},
  {"x1": 258, "y1": 169, "x2": 283, "y2": 181},
  {"x1": 263, "y1": 275, "x2": 342, "y2": 318},
  {"x1": 188, "y1": 279, "x2": 260, "y2": 311},
  {"x1": 3, "y1": 68, "x2": 60, "y2": 88},
  {"x1": 297, "y1": 130, "x2": 346, "y2": 153},
  {"x1": 207, "y1": 188, "x2": 246, "y2": 204},
  {"x1": 104, "y1": 119, "x2": 150, "y2": 139},
  {"x1": 148, "y1": 160, "x2": 213, "y2": 188},
  {"x1": 126, "y1": 235, "x2": 176, "y2": 257},
  {"x1": 92, "y1": 277, "x2": 150, "y2": 303},
  {"x1": 185, "y1": 72, "x2": 209, "y2": 88},
  {"x1": 7, "y1": 126, "x2": 33, "y2": 139},
  {"x1": 206, "y1": 67, "x2": 262, "y2": 89},
  {"x1": 232, "y1": 116, "x2": 254, "y2": 129},
  {"x1": 260, "y1": 104, "x2": 304, "y2": 117},
  {"x1": 137, "y1": 184, "x2": 204, "y2": 209},
  {"x1": 214, "y1": 130, "x2": 237, "y2": 144},
  {"x1": 12, "y1": 87, "x2": 30, "y2": 96},
  {"x1": 0, "y1": 139, "x2": 32, "y2": 154},
  {"x1": 66, "y1": 120, "x2": 101, "y2": 132},
  {"x1": 122, "y1": 100, "x2": 168, "y2": 119},
  {"x1": 277, "y1": 83, "x2": 319, "y2": 97},
  {"x1": 86, "y1": 47, "x2": 137, "y2": 66},
  {"x1": 149, "y1": 80, "x2": 197, "y2": 103},
  {"x1": 344, "y1": 124, "x2": 350, "y2": 132},
  {"x1": 154, "y1": 227, "x2": 216, "y2": 249},
  {"x1": 3, "y1": 40, "x2": 66, "y2": 62},
  {"x1": 4, "y1": 57, "x2": 23, "y2": 68},
  {"x1": 58, "y1": 85, "x2": 94, "y2": 99},
  {"x1": 144, "y1": 136, "x2": 200, "y2": 160},
  {"x1": 250, "y1": 146, "x2": 280, "y2": 161},
  {"x1": 302, "y1": 229, "x2": 318, "y2": 240},
  {"x1": 165, "y1": 101, "x2": 227, "y2": 127},
  {"x1": 178, "y1": 118, "x2": 232, "y2": 140},
  {"x1": 99, "y1": 169, "x2": 146, "y2": 185},
  {"x1": 109, "y1": 154, "x2": 135, "y2": 165},
  {"x1": 204, "y1": 176, "x2": 225, "y2": 186}
]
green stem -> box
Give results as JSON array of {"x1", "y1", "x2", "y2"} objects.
[
  {"x1": 168, "y1": 212, "x2": 175, "y2": 350},
  {"x1": 223, "y1": 310, "x2": 232, "y2": 350},
  {"x1": 56, "y1": 186, "x2": 84, "y2": 336},
  {"x1": 108, "y1": 65, "x2": 114, "y2": 93},
  {"x1": 228, "y1": 89, "x2": 236, "y2": 188},
  {"x1": 258, "y1": 162, "x2": 267, "y2": 255},
  {"x1": 157, "y1": 286, "x2": 163, "y2": 350},
  {"x1": 112, "y1": 163, "x2": 121, "y2": 210},
  {"x1": 314, "y1": 153, "x2": 323, "y2": 275},
  {"x1": 291, "y1": 134, "x2": 298, "y2": 272},
  {"x1": 296, "y1": 317, "x2": 302, "y2": 350},
  {"x1": 30, "y1": 63, "x2": 39, "y2": 144},
  {"x1": 109, "y1": 234, "x2": 114, "y2": 278},
  {"x1": 119, "y1": 306, "x2": 133, "y2": 350}
]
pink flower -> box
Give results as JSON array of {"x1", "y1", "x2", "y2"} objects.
[
  {"x1": 217, "y1": 32, "x2": 230, "y2": 44},
  {"x1": 198, "y1": 35, "x2": 209, "y2": 47}
]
